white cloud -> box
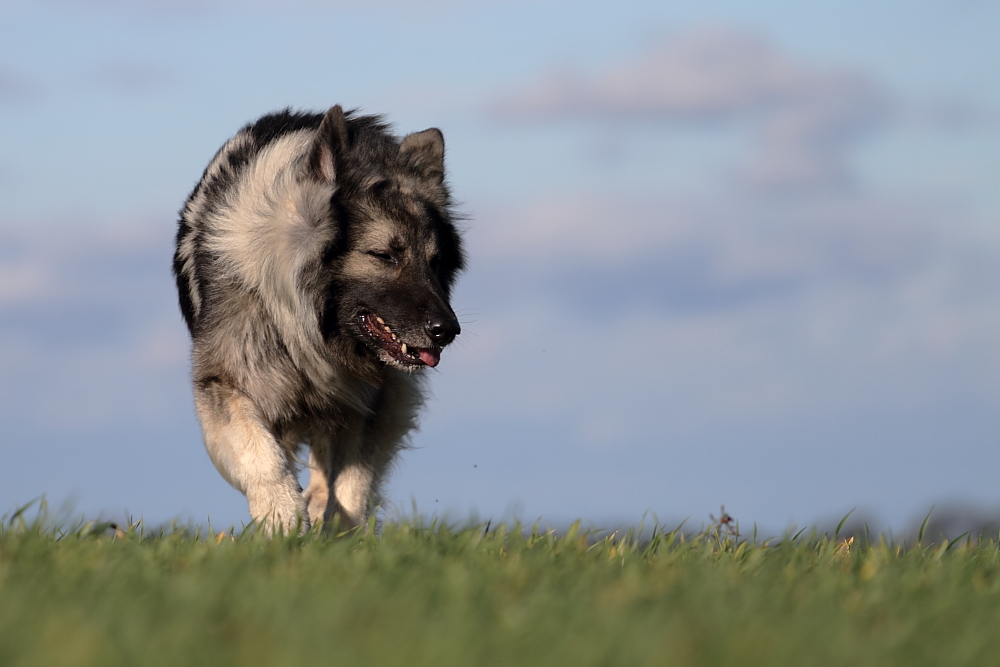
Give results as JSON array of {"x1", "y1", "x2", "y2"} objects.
[
  {"x1": 0, "y1": 219, "x2": 188, "y2": 429},
  {"x1": 500, "y1": 29, "x2": 805, "y2": 120},
  {"x1": 496, "y1": 27, "x2": 891, "y2": 191},
  {"x1": 447, "y1": 165, "x2": 1000, "y2": 442},
  {"x1": 471, "y1": 192, "x2": 948, "y2": 292},
  {"x1": 0, "y1": 263, "x2": 52, "y2": 305},
  {"x1": 446, "y1": 253, "x2": 1000, "y2": 439}
]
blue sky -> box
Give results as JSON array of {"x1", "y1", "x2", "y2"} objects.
[{"x1": 1, "y1": 0, "x2": 998, "y2": 532}]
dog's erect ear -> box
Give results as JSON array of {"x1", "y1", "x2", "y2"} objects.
[
  {"x1": 308, "y1": 105, "x2": 349, "y2": 183},
  {"x1": 399, "y1": 128, "x2": 445, "y2": 184}
]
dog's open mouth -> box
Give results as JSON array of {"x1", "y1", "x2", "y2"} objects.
[{"x1": 358, "y1": 313, "x2": 441, "y2": 368}]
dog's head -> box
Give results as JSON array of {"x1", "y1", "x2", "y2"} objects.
[{"x1": 310, "y1": 106, "x2": 465, "y2": 373}]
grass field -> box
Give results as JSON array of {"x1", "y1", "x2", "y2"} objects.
[{"x1": 1, "y1": 504, "x2": 999, "y2": 667}]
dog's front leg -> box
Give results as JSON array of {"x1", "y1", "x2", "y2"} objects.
[
  {"x1": 330, "y1": 457, "x2": 375, "y2": 528},
  {"x1": 305, "y1": 425, "x2": 375, "y2": 531},
  {"x1": 194, "y1": 383, "x2": 307, "y2": 535},
  {"x1": 303, "y1": 443, "x2": 331, "y2": 526}
]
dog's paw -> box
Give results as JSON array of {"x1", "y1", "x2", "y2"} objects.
[{"x1": 248, "y1": 488, "x2": 310, "y2": 537}]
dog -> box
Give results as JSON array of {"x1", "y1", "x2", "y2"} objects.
[{"x1": 172, "y1": 106, "x2": 464, "y2": 534}]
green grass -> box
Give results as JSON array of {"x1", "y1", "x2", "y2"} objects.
[{"x1": 1, "y1": 506, "x2": 999, "y2": 666}]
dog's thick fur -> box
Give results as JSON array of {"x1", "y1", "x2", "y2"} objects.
[{"x1": 173, "y1": 106, "x2": 464, "y2": 534}]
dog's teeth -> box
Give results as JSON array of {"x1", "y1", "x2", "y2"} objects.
[
  {"x1": 391, "y1": 333, "x2": 397, "y2": 341},
  {"x1": 383, "y1": 325, "x2": 391, "y2": 332},
  {"x1": 400, "y1": 343, "x2": 408, "y2": 354},
  {"x1": 376, "y1": 316, "x2": 385, "y2": 325}
]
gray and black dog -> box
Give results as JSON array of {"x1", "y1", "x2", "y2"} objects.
[{"x1": 173, "y1": 106, "x2": 464, "y2": 533}]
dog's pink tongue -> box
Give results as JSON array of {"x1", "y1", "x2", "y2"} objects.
[{"x1": 418, "y1": 348, "x2": 440, "y2": 367}]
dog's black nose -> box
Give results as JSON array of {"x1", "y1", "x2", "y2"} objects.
[{"x1": 426, "y1": 316, "x2": 460, "y2": 345}]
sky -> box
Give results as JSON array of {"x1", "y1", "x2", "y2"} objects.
[{"x1": 1, "y1": 0, "x2": 998, "y2": 533}]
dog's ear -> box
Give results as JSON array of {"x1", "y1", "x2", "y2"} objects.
[
  {"x1": 308, "y1": 105, "x2": 349, "y2": 183},
  {"x1": 399, "y1": 128, "x2": 445, "y2": 184}
]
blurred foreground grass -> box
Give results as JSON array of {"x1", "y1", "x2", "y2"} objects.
[{"x1": 1, "y1": 505, "x2": 999, "y2": 666}]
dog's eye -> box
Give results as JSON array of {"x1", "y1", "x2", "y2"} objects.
[{"x1": 367, "y1": 250, "x2": 398, "y2": 265}]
